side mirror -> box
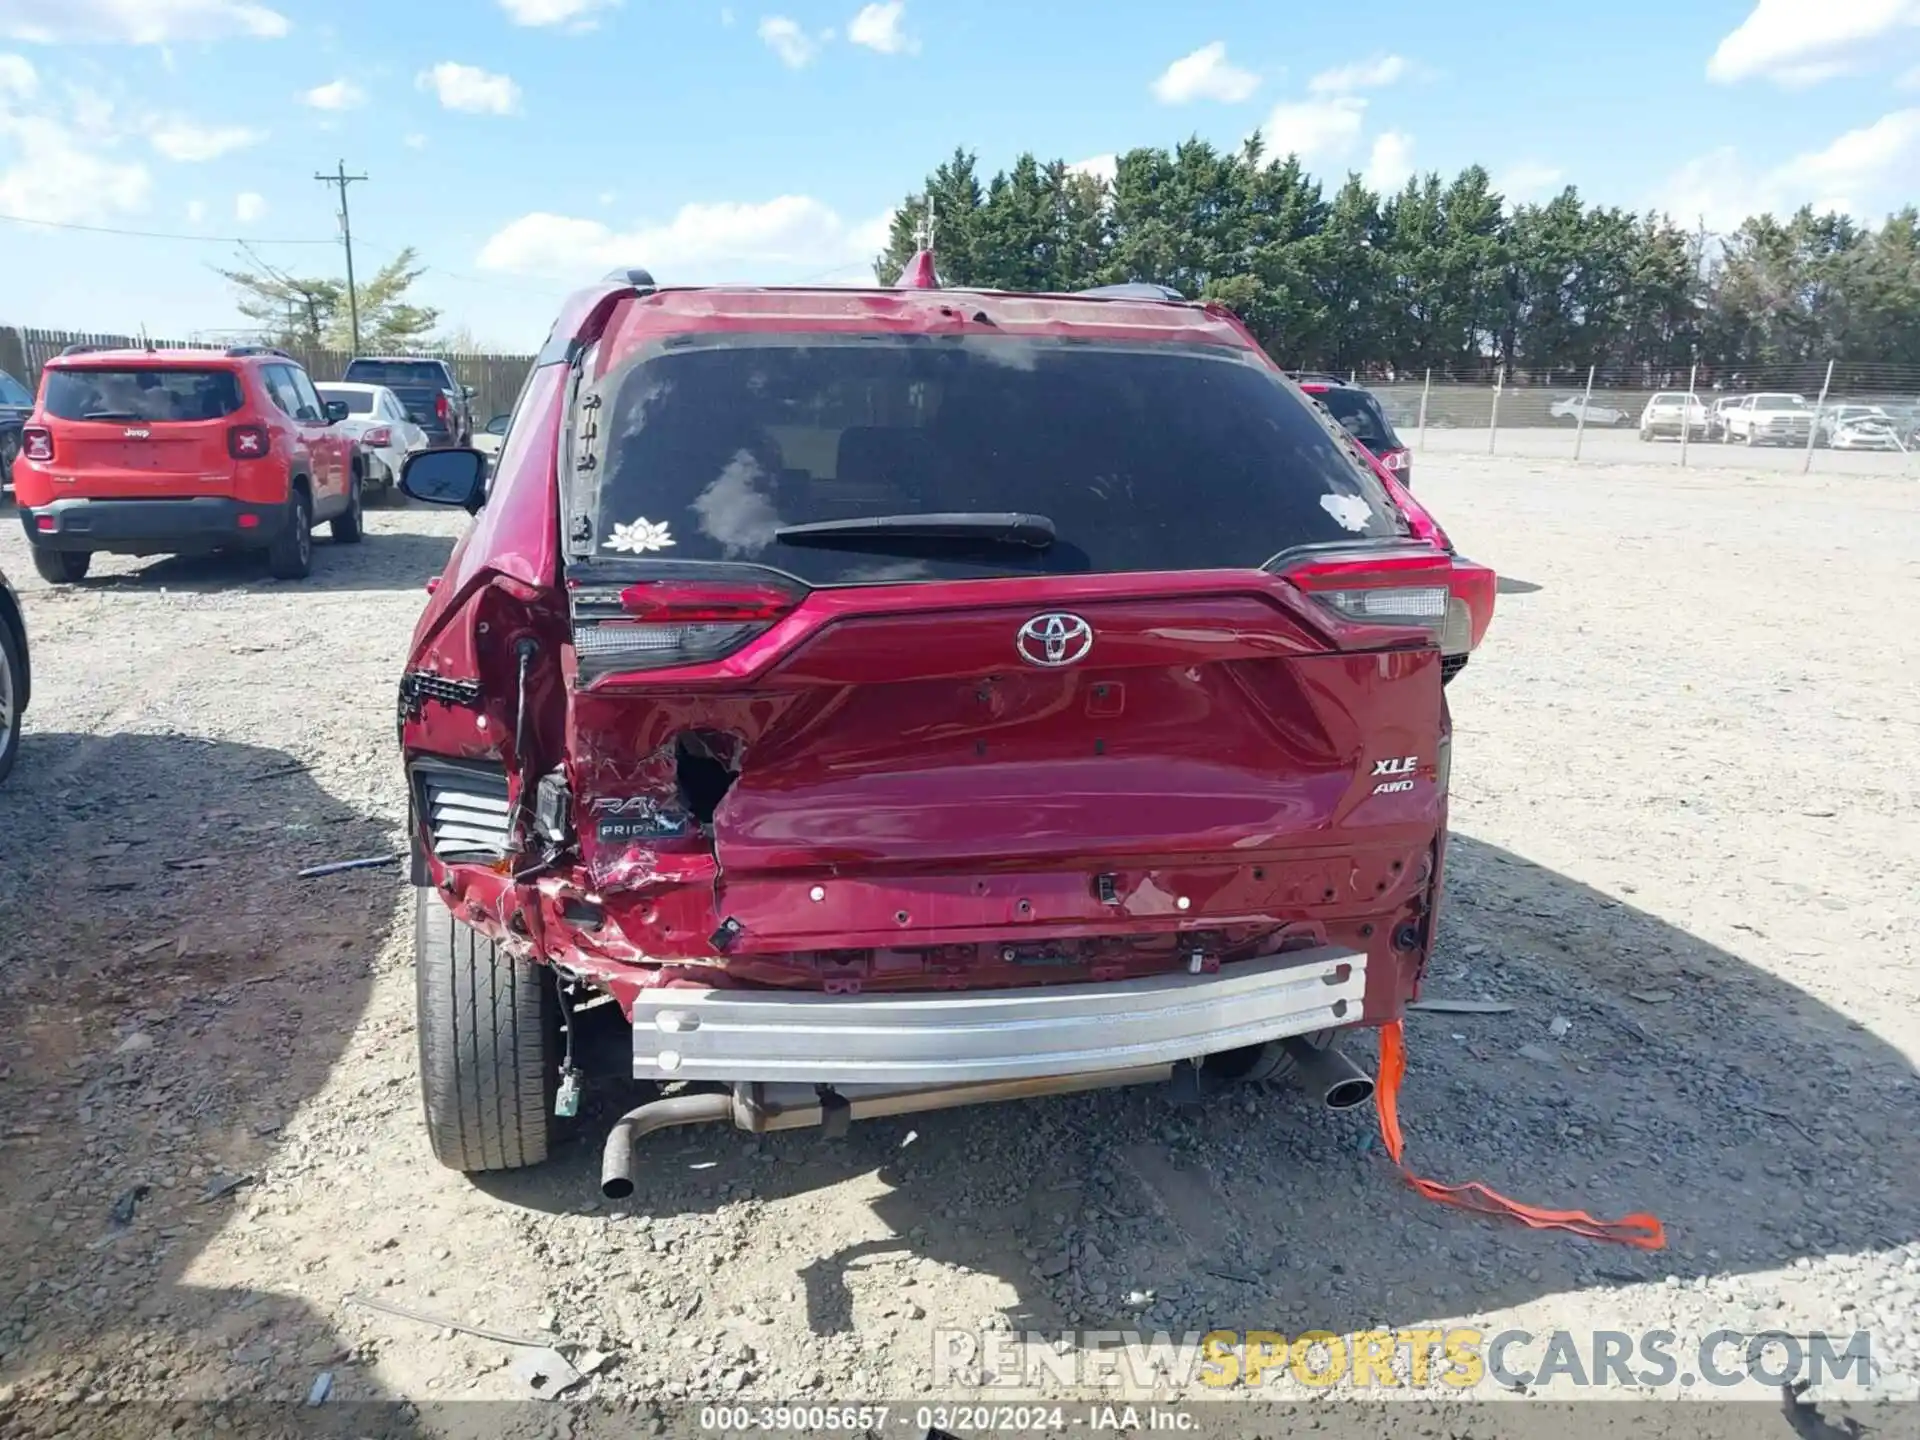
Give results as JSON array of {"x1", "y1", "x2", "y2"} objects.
[
  {"x1": 401, "y1": 447, "x2": 488, "y2": 514},
  {"x1": 485, "y1": 414, "x2": 511, "y2": 436},
  {"x1": 324, "y1": 400, "x2": 350, "y2": 423},
  {"x1": 462, "y1": 385, "x2": 477, "y2": 400}
]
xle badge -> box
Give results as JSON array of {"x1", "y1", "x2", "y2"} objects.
[{"x1": 1372, "y1": 755, "x2": 1420, "y2": 795}]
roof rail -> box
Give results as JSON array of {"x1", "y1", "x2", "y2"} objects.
[
  {"x1": 603, "y1": 266, "x2": 657, "y2": 292},
  {"x1": 225, "y1": 345, "x2": 292, "y2": 359},
  {"x1": 1077, "y1": 282, "x2": 1186, "y2": 302}
]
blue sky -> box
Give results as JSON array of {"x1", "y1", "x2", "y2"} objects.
[{"x1": 1, "y1": 0, "x2": 1918, "y2": 352}]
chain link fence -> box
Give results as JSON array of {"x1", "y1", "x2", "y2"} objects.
[{"x1": 1363, "y1": 362, "x2": 1920, "y2": 475}]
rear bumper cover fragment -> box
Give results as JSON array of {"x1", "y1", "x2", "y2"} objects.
[{"x1": 630, "y1": 944, "x2": 1366, "y2": 1085}]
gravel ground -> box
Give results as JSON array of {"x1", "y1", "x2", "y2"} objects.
[{"x1": 0, "y1": 457, "x2": 1917, "y2": 1434}]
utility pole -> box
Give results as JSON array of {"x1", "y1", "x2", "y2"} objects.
[{"x1": 314, "y1": 160, "x2": 367, "y2": 353}]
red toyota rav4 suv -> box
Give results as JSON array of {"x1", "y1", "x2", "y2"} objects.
[
  {"x1": 393, "y1": 262, "x2": 1495, "y2": 1195},
  {"x1": 11, "y1": 345, "x2": 361, "y2": 584}
]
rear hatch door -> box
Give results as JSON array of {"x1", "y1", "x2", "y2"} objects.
[
  {"x1": 562, "y1": 332, "x2": 1450, "y2": 953},
  {"x1": 42, "y1": 365, "x2": 240, "y2": 498}
]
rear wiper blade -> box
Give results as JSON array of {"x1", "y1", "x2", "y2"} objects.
[
  {"x1": 774, "y1": 512, "x2": 1056, "y2": 548},
  {"x1": 82, "y1": 410, "x2": 143, "y2": 420}
]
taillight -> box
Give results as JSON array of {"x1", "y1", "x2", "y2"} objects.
[
  {"x1": 363, "y1": 427, "x2": 392, "y2": 447},
  {"x1": 1445, "y1": 556, "x2": 1496, "y2": 656},
  {"x1": 1282, "y1": 551, "x2": 1454, "y2": 643},
  {"x1": 1379, "y1": 448, "x2": 1411, "y2": 474},
  {"x1": 436, "y1": 393, "x2": 450, "y2": 421},
  {"x1": 617, "y1": 581, "x2": 795, "y2": 622},
  {"x1": 570, "y1": 577, "x2": 803, "y2": 675},
  {"x1": 228, "y1": 424, "x2": 269, "y2": 460},
  {"x1": 22, "y1": 426, "x2": 52, "y2": 462}
]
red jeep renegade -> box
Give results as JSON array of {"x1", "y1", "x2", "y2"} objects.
[
  {"x1": 11, "y1": 345, "x2": 361, "y2": 584},
  {"x1": 393, "y1": 260, "x2": 1495, "y2": 1196}
]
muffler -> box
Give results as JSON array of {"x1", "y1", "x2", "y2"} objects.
[
  {"x1": 599, "y1": 1065, "x2": 1172, "y2": 1200},
  {"x1": 1282, "y1": 1037, "x2": 1376, "y2": 1110}
]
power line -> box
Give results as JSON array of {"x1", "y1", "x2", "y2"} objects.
[
  {"x1": 314, "y1": 160, "x2": 368, "y2": 353},
  {"x1": 0, "y1": 211, "x2": 336, "y2": 244}
]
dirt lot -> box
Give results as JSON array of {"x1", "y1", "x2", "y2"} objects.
[{"x1": 1, "y1": 454, "x2": 1917, "y2": 1432}]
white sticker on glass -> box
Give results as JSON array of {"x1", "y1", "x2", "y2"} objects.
[
  {"x1": 1320, "y1": 494, "x2": 1372, "y2": 532},
  {"x1": 603, "y1": 518, "x2": 675, "y2": 554}
]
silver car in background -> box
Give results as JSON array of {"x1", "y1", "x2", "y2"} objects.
[{"x1": 316, "y1": 383, "x2": 429, "y2": 492}]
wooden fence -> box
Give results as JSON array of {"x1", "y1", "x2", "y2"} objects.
[{"x1": 0, "y1": 326, "x2": 536, "y2": 425}]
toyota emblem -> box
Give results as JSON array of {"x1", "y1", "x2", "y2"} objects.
[{"x1": 1016, "y1": 612, "x2": 1094, "y2": 668}]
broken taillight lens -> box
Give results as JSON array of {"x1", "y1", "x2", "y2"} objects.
[
  {"x1": 1281, "y1": 551, "x2": 1454, "y2": 643},
  {"x1": 571, "y1": 578, "x2": 803, "y2": 675}
]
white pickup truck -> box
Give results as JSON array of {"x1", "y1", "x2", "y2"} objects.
[{"x1": 1723, "y1": 392, "x2": 1813, "y2": 446}]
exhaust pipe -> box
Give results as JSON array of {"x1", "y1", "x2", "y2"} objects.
[
  {"x1": 1283, "y1": 1038, "x2": 1376, "y2": 1110},
  {"x1": 598, "y1": 1065, "x2": 1172, "y2": 1200},
  {"x1": 600, "y1": 1092, "x2": 734, "y2": 1199}
]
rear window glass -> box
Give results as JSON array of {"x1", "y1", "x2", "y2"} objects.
[
  {"x1": 576, "y1": 335, "x2": 1402, "y2": 584},
  {"x1": 318, "y1": 386, "x2": 375, "y2": 415},
  {"x1": 343, "y1": 361, "x2": 447, "y2": 387},
  {"x1": 43, "y1": 368, "x2": 243, "y2": 422},
  {"x1": 1311, "y1": 388, "x2": 1400, "y2": 450}
]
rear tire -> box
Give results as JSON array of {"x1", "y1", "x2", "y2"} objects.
[
  {"x1": 30, "y1": 548, "x2": 90, "y2": 585},
  {"x1": 266, "y1": 486, "x2": 313, "y2": 579},
  {"x1": 331, "y1": 467, "x2": 364, "y2": 544},
  {"x1": 415, "y1": 888, "x2": 559, "y2": 1173}
]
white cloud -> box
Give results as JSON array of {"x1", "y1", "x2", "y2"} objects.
[
  {"x1": 1308, "y1": 53, "x2": 1410, "y2": 93},
  {"x1": 1653, "y1": 109, "x2": 1920, "y2": 228},
  {"x1": 0, "y1": 113, "x2": 150, "y2": 223},
  {"x1": 1151, "y1": 41, "x2": 1260, "y2": 104},
  {"x1": 185, "y1": 198, "x2": 206, "y2": 222},
  {"x1": 0, "y1": 53, "x2": 151, "y2": 224},
  {"x1": 150, "y1": 119, "x2": 264, "y2": 161},
  {"x1": 0, "y1": 53, "x2": 38, "y2": 99},
  {"x1": 0, "y1": 0, "x2": 290, "y2": 44},
  {"x1": 416, "y1": 61, "x2": 521, "y2": 115},
  {"x1": 302, "y1": 78, "x2": 364, "y2": 110},
  {"x1": 758, "y1": 15, "x2": 823, "y2": 67},
  {"x1": 234, "y1": 190, "x2": 265, "y2": 222},
  {"x1": 1903, "y1": 60, "x2": 1920, "y2": 85},
  {"x1": 1364, "y1": 130, "x2": 1415, "y2": 191},
  {"x1": 721, "y1": 5, "x2": 736, "y2": 23},
  {"x1": 1708, "y1": 0, "x2": 1920, "y2": 85},
  {"x1": 1497, "y1": 161, "x2": 1566, "y2": 202},
  {"x1": 498, "y1": 0, "x2": 620, "y2": 26},
  {"x1": 1258, "y1": 96, "x2": 1366, "y2": 161},
  {"x1": 477, "y1": 194, "x2": 884, "y2": 281},
  {"x1": 849, "y1": 1, "x2": 916, "y2": 54},
  {"x1": 1068, "y1": 153, "x2": 1117, "y2": 185},
  {"x1": 403, "y1": 132, "x2": 427, "y2": 149}
]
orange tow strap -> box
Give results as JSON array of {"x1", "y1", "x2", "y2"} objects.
[{"x1": 1373, "y1": 1019, "x2": 1667, "y2": 1250}]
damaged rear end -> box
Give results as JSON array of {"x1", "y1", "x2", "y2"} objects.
[{"x1": 400, "y1": 282, "x2": 1494, "y2": 1185}]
